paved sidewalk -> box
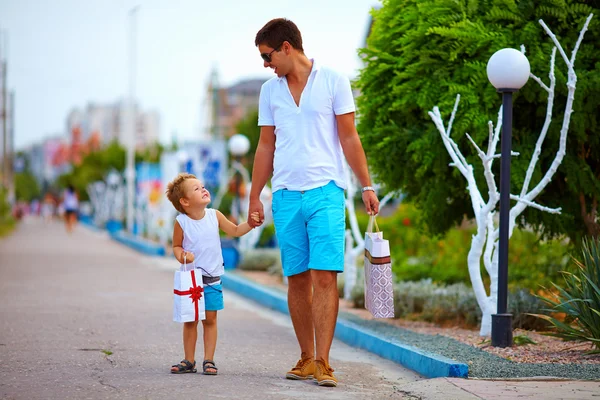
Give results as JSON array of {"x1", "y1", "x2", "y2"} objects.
[
  {"x1": 0, "y1": 218, "x2": 419, "y2": 399},
  {"x1": 1, "y1": 218, "x2": 599, "y2": 399}
]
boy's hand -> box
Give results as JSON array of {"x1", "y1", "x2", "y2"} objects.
[
  {"x1": 182, "y1": 251, "x2": 195, "y2": 264},
  {"x1": 250, "y1": 212, "x2": 262, "y2": 226}
]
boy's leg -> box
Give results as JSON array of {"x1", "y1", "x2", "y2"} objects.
[
  {"x1": 171, "y1": 321, "x2": 199, "y2": 372},
  {"x1": 183, "y1": 321, "x2": 199, "y2": 363},
  {"x1": 202, "y1": 311, "x2": 218, "y2": 373}
]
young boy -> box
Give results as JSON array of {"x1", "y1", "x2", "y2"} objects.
[{"x1": 166, "y1": 172, "x2": 260, "y2": 375}]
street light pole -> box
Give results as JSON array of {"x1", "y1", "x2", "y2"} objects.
[
  {"x1": 227, "y1": 134, "x2": 250, "y2": 223},
  {"x1": 486, "y1": 48, "x2": 530, "y2": 348},
  {"x1": 494, "y1": 89, "x2": 515, "y2": 347},
  {"x1": 126, "y1": 6, "x2": 140, "y2": 234}
]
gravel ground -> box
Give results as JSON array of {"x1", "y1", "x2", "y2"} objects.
[
  {"x1": 338, "y1": 312, "x2": 600, "y2": 380},
  {"x1": 237, "y1": 270, "x2": 600, "y2": 380}
]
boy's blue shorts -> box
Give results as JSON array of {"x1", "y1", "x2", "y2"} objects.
[
  {"x1": 272, "y1": 181, "x2": 346, "y2": 277},
  {"x1": 203, "y1": 283, "x2": 224, "y2": 311}
]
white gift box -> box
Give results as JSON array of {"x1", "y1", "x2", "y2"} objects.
[
  {"x1": 173, "y1": 268, "x2": 206, "y2": 323},
  {"x1": 364, "y1": 216, "x2": 395, "y2": 318}
]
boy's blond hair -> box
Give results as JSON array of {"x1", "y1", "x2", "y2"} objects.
[{"x1": 166, "y1": 173, "x2": 196, "y2": 214}]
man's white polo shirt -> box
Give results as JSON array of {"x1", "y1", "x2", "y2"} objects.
[{"x1": 258, "y1": 59, "x2": 355, "y2": 192}]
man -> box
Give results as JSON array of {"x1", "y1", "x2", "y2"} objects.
[{"x1": 248, "y1": 18, "x2": 379, "y2": 387}]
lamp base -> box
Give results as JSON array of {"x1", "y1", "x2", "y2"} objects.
[{"x1": 491, "y1": 313, "x2": 513, "y2": 347}]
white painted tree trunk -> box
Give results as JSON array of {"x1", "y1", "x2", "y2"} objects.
[{"x1": 428, "y1": 15, "x2": 593, "y2": 336}]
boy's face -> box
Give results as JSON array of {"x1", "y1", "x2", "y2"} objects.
[{"x1": 179, "y1": 178, "x2": 211, "y2": 210}]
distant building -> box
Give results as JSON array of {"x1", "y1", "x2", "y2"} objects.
[
  {"x1": 66, "y1": 101, "x2": 160, "y2": 151},
  {"x1": 205, "y1": 69, "x2": 267, "y2": 139},
  {"x1": 26, "y1": 136, "x2": 72, "y2": 188}
]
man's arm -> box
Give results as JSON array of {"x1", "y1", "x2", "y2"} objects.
[
  {"x1": 337, "y1": 112, "x2": 379, "y2": 215},
  {"x1": 248, "y1": 126, "x2": 275, "y2": 226}
]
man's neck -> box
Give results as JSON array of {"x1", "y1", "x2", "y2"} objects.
[{"x1": 285, "y1": 54, "x2": 313, "y2": 84}]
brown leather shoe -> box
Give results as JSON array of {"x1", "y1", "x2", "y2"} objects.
[
  {"x1": 314, "y1": 358, "x2": 337, "y2": 387},
  {"x1": 285, "y1": 353, "x2": 315, "y2": 380}
]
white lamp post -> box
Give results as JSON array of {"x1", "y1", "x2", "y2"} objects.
[
  {"x1": 486, "y1": 48, "x2": 530, "y2": 348},
  {"x1": 227, "y1": 134, "x2": 250, "y2": 222}
]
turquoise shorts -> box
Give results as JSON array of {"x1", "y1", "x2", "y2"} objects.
[
  {"x1": 203, "y1": 283, "x2": 224, "y2": 311},
  {"x1": 272, "y1": 181, "x2": 346, "y2": 277}
]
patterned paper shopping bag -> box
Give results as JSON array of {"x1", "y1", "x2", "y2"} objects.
[
  {"x1": 364, "y1": 215, "x2": 395, "y2": 318},
  {"x1": 173, "y1": 267, "x2": 206, "y2": 323}
]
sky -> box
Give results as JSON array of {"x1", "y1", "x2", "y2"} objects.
[{"x1": 0, "y1": 0, "x2": 378, "y2": 150}]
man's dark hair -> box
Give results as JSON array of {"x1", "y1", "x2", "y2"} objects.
[{"x1": 255, "y1": 18, "x2": 304, "y2": 52}]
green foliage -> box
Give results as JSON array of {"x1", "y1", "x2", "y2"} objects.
[
  {"x1": 513, "y1": 334, "x2": 537, "y2": 346},
  {"x1": 15, "y1": 171, "x2": 41, "y2": 202},
  {"x1": 57, "y1": 141, "x2": 126, "y2": 201},
  {"x1": 0, "y1": 187, "x2": 15, "y2": 237},
  {"x1": 534, "y1": 237, "x2": 600, "y2": 351},
  {"x1": 235, "y1": 109, "x2": 260, "y2": 173},
  {"x1": 356, "y1": 0, "x2": 600, "y2": 244},
  {"x1": 137, "y1": 142, "x2": 165, "y2": 164},
  {"x1": 351, "y1": 276, "x2": 547, "y2": 329},
  {"x1": 354, "y1": 203, "x2": 573, "y2": 291},
  {"x1": 238, "y1": 248, "x2": 281, "y2": 271}
]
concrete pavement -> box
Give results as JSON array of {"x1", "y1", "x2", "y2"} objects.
[
  {"x1": 0, "y1": 218, "x2": 420, "y2": 399},
  {"x1": 1, "y1": 218, "x2": 599, "y2": 399}
]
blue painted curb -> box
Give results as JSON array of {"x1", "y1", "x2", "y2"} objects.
[
  {"x1": 79, "y1": 217, "x2": 102, "y2": 231},
  {"x1": 110, "y1": 231, "x2": 166, "y2": 256},
  {"x1": 221, "y1": 272, "x2": 469, "y2": 378}
]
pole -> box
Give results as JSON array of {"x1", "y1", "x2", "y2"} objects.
[
  {"x1": 126, "y1": 6, "x2": 139, "y2": 234},
  {"x1": 1, "y1": 30, "x2": 6, "y2": 194},
  {"x1": 8, "y1": 90, "x2": 14, "y2": 204},
  {"x1": 492, "y1": 90, "x2": 514, "y2": 348},
  {"x1": 235, "y1": 157, "x2": 242, "y2": 223}
]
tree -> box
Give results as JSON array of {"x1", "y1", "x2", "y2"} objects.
[
  {"x1": 14, "y1": 153, "x2": 41, "y2": 202},
  {"x1": 57, "y1": 140, "x2": 126, "y2": 201},
  {"x1": 15, "y1": 172, "x2": 41, "y2": 203},
  {"x1": 356, "y1": 0, "x2": 600, "y2": 244}
]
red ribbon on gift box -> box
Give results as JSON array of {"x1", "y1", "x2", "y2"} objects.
[{"x1": 174, "y1": 270, "x2": 204, "y2": 321}]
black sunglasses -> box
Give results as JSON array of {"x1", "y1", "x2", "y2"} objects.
[{"x1": 260, "y1": 46, "x2": 281, "y2": 63}]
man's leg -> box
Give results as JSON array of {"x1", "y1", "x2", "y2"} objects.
[
  {"x1": 311, "y1": 270, "x2": 339, "y2": 364},
  {"x1": 287, "y1": 270, "x2": 314, "y2": 357}
]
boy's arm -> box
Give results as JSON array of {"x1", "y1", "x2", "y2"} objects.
[
  {"x1": 172, "y1": 221, "x2": 185, "y2": 263},
  {"x1": 216, "y1": 210, "x2": 253, "y2": 237}
]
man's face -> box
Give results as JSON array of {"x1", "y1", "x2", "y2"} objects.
[{"x1": 258, "y1": 43, "x2": 285, "y2": 77}]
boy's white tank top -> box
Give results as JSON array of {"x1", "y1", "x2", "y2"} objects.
[{"x1": 176, "y1": 209, "x2": 224, "y2": 277}]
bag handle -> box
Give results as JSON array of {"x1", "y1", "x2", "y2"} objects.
[{"x1": 367, "y1": 215, "x2": 380, "y2": 234}]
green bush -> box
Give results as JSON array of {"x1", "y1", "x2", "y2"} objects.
[
  {"x1": 351, "y1": 275, "x2": 548, "y2": 330},
  {"x1": 238, "y1": 248, "x2": 280, "y2": 271},
  {"x1": 510, "y1": 288, "x2": 550, "y2": 331},
  {"x1": 534, "y1": 238, "x2": 600, "y2": 351},
  {"x1": 0, "y1": 187, "x2": 15, "y2": 237},
  {"x1": 353, "y1": 203, "x2": 573, "y2": 292}
]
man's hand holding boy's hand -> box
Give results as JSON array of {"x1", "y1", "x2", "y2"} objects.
[{"x1": 248, "y1": 199, "x2": 264, "y2": 228}]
